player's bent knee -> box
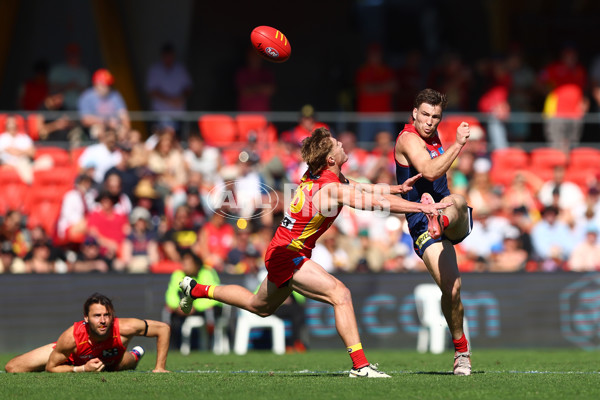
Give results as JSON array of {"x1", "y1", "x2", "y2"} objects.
[
  {"x1": 330, "y1": 283, "x2": 352, "y2": 307},
  {"x1": 449, "y1": 194, "x2": 468, "y2": 212}
]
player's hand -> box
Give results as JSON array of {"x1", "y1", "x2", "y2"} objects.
[
  {"x1": 86, "y1": 358, "x2": 106, "y2": 372},
  {"x1": 420, "y1": 202, "x2": 452, "y2": 215},
  {"x1": 152, "y1": 368, "x2": 170, "y2": 373},
  {"x1": 456, "y1": 122, "x2": 470, "y2": 146},
  {"x1": 392, "y1": 173, "x2": 422, "y2": 194}
]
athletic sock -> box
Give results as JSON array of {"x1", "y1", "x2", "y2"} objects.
[
  {"x1": 442, "y1": 215, "x2": 450, "y2": 229},
  {"x1": 190, "y1": 283, "x2": 215, "y2": 299},
  {"x1": 347, "y1": 343, "x2": 369, "y2": 369},
  {"x1": 130, "y1": 348, "x2": 143, "y2": 362},
  {"x1": 452, "y1": 333, "x2": 469, "y2": 353}
]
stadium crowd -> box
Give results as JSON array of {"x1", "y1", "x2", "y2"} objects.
[{"x1": 2, "y1": 42, "x2": 600, "y2": 275}]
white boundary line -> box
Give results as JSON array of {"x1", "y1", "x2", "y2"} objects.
[
  {"x1": 172, "y1": 369, "x2": 600, "y2": 375},
  {"x1": 2, "y1": 369, "x2": 598, "y2": 375}
]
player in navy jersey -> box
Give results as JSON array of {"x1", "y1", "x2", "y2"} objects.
[{"x1": 394, "y1": 88, "x2": 473, "y2": 375}]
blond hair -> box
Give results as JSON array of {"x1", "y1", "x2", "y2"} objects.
[{"x1": 301, "y1": 127, "x2": 334, "y2": 174}]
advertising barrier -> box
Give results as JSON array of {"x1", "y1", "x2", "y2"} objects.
[{"x1": 0, "y1": 272, "x2": 598, "y2": 353}]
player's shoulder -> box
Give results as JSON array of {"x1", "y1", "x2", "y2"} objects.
[{"x1": 396, "y1": 127, "x2": 422, "y2": 148}]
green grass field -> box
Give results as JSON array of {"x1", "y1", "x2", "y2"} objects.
[{"x1": 1, "y1": 349, "x2": 599, "y2": 400}]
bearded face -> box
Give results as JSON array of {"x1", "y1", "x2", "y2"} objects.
[{"x1": 84, "y1": 303, "x2": 114, "y2": 339}]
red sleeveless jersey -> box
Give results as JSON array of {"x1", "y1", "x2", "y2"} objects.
[
  {"x1": 67, "y1": 318, "x2": 126, "y2": 368},
  {"x1": 268, "y1": 169, "x2": 343, "y2": 257}
]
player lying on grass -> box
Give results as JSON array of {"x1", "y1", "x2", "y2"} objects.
[
  {"x1": 4, "y1": 293, "x2": 170, "y2": 373},
  {"x1": 180, "y1": 127, "x2": 450, "y2": 378}
]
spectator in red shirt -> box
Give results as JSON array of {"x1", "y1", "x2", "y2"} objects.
[
  {"x1": 355, "y1": 43, "x2": 396, "y2": 143},
  {"x1": 198, "y1": 209, "x2": 235, "y2": 272},
  {"x1": 18, "y1": 60, "x2": 49, "y2": 111},
  {"x1": 86, "y1": 190, "x2": 129, "y2": 264},
  {"x1": 235, "y1": 47, "x2": 276, "y2": 112},
  {"x1": 539, "y1": 45, "x2": 587, "y2": 91},
  {"x1": 280, "y1": 104, "x2": 329, "y2": 146}
]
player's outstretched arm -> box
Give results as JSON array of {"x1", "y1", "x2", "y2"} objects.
[
  {"x1": 348, "y1": 173, "x2": 423, "y2": 195},
  {"x1": 321, "y1": 182, "x2": 450, "y2": 215},
  {"x1": 146, "y1": 319, "x2": 170, "y2": 372},
  {"x1": 395, "y1": 123, "x2": 470, "y2": 181},
  {"x1": 121, "y1": 318, "x2": 171, "y2": 372}
]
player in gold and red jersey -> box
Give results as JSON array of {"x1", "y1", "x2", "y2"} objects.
[
  {"x1": 179, "y1": 127, "x2": 449, "y2": 378},
  {"x1": 5, "y1": 293, "x2": 170, "y2": 373}
]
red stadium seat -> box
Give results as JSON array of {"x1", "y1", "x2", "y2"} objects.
[
  {"x1": 490, "y1": 147, "x2": 529, "y2": 170},
  {"x1": 0, "y1": 167, "x2": 28, "y2": 213},
  {"x1": 222, "y1": 148, "x2": 241, "y2": 165},
  {"x1": 489, "y1": 168, "x2": 519, "y2": 188},
  {"x1": 27, "y1": 114, "x2": 41, "y2": 140},
  {"x1": 70, "y1": 147, "x2": 87, "y2": 166},
  {"x1": 568, "y1": 147, "x2": 600, "y2": 170},
  {"x1": 565, "y1": 167, "x2": 599, "y2": 192},
  {"x1": 236, "y1": 114, "x2": 277, "y2": 144},
  {"x1": 23, "y1": 187, "x2": 64, "y2": 238},
  {"x1": 26, "y1": 202, "x2": 61, "y2": 238},
  {"x1": 35, "y1": 146, "x2": 72, "y2": 167},
  {"x1": 436, "y1": 115, "x2": 483, "y2": 147},
  {"x1": 198, "y1": 114, "x2": 238, "y2": 147},
  {"x1": 32, "y1": 167, "x2": 76, "y2": 193},
  {"x1": 23, "y1": 186, "x2": 65, "y2": 215},
  {"x1": 529, "y1": 147, "x2": 568, "y2": 170}
]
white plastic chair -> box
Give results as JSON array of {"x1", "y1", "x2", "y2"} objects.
[
  {"x1": 213, "y1": 305, "x2": 232, "y2": 355},
  {"x1": 233, "y1": 310, "x2": 286, "y2": 355},
  {"x1": 180, "y1": 305, "x2": 232, "y2": 355},
  {"x1": 414, "y1": 283, "x2": 470, "y2": 354},
  {"x1": 180, "y1": 316, "x2": 208, "y2": 355}
]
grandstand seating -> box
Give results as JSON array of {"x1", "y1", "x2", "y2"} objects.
[
  {"x1": 489, "y1": 147, "x2": 529, "y2": 188},
  {"x1": 529, "y1": 147, "x2": 568, "y2": 170},
  {"x1": 27, "y1": 114, "x2": 41, "y2": 140},
  {"x1": 568, "y1": 147, "x2": 600, "y2": 170},
  {"x1": 23, "y1": 188, "x2": 64, "y2": 237},
  {"x1": 0, "y1": 167, "x2": 28, "y2": 214},
  {"x1": 198, "y1": 114, "x2": 238, "y2": 147},
  {"x1": 236, "y1": 114, "x2": 277, "y2": 144},
  {"x1": 34, "y1": 146, "x2": 71, "y2": 167},
  {"x1": 436, "y1": 115, "x2": 483, "y2": 147}
]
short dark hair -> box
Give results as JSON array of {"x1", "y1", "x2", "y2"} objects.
[
  {"x1": 414, "y1": 88, "x2": 448, "y2": 110},
  {"x1": 301, "y1": 127, "x2": 334, "y2": 174},
  {"x1": 83, "y1": 293, "x2": 115, "y2": 317}
]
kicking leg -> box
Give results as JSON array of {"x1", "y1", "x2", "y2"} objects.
[
  {"x1": 5, "y1": 343, "x2": 55, "y2": 373},
  {"x1": 290, "y1": 260, "x2": 390, "y2": 377},
  {"x1": 439, "y1": 194, "x2": 470, "y2": 242}
]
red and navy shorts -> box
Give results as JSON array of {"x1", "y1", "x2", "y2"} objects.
[{"x1": 407, "y1": 206, "x2": 473, "y2": 258}]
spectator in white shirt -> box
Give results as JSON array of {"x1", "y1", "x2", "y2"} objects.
[
  {"x1": 77, "y1": 127, "x2": 121, "y2": 183},
  {"x1": 57, "y1": 174, "x2": 93, "y2": 244},
  {"x1": 0, "y1": 115, "x2": 36, "y2": 183}
]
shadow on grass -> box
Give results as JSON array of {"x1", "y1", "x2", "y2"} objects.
[{"x1": 413, "y1": 370, "x2": 484, "y2": 375}]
